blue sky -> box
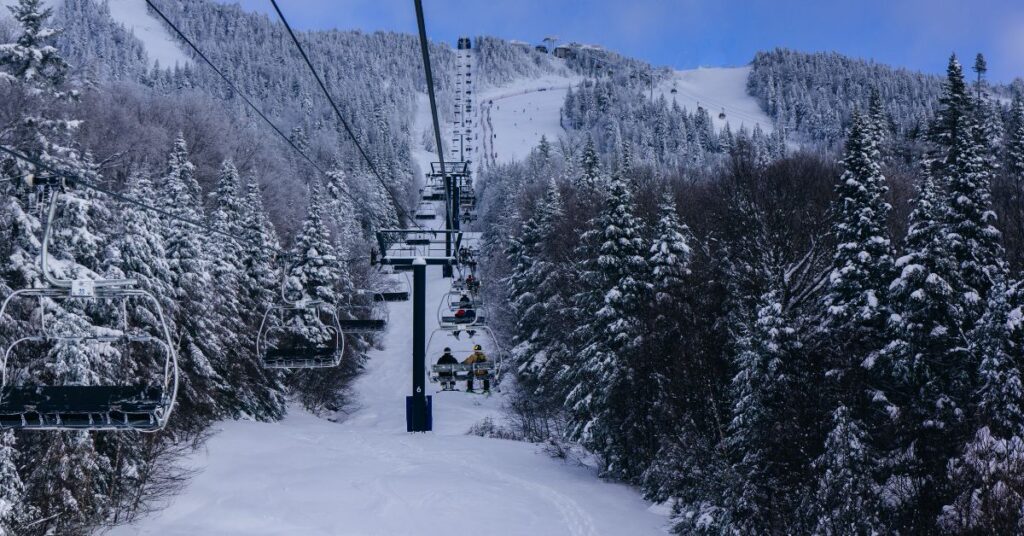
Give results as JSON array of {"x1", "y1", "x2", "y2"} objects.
[{"x1": 225, "y1": 0, "x2": 1024, "y2": 82}]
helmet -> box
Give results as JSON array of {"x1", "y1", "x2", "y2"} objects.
[
  {"x1": 444, "y1": 347, "x2": 451, "y2": 352},
  {"x1": 473, "y1": 344, "x2": 482, "y2": 351}
]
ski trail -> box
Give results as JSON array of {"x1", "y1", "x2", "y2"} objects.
[{"x1": 108, "y1": 63, "x2": 667, "y2": 536}]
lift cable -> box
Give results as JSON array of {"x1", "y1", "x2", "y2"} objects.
[
  {"x1": 0, "y1": 144, "x2": 368, "y2": 264},
  {"x1": 142, "y1": 0, "x2": 360, "y2": 206},
  {"x1": 413, "y1": 0, "x2": 451, "y2": 232},
  {"x1": 268, "y1": 0, "x2": 421, "y2": 229}
]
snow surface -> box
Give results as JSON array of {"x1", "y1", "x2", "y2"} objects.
[
  {"x1": 474, "y1": 66, "x2": 773, "y2": 166},
  {"x1": 104, "y1": 0, "x2": 191, "y2": 69},
  {"x1": 478, "y1": 74, "x2": 582, "y2": 165},
  {"x1": 110, "y1": 83, "x2": 667, "y2": 536},
  {"x1": 655, "y1": 66, "x2": 773, "y2": 134}
]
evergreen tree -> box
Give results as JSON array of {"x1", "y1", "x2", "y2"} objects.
[
  {"x1": 881, "y1": 168, "x2": 968, "y2": 529},
  {"x1": 1009, "y1": 94, "x2": 1024, "y2": 178},
  {"x1": 823, "y1": 111, "x2": 893, "y2": 335},
  {"x1": 157, "y1": 134, "x2": 223, "y2": 426},
  {"x1": 811, "y1": 406, "x2": 884, "y2": 536},
  {"x1": 810, "y1": 111, "x2": 892, "y2": 534},
  {"x1": 579, "y1": 135, "x2": 601, "y2": 187},
  {"x1": 0, "y1": 0, "x2": 69, "y2": 91},
  {"x1": 940, "y1": 428, "x2": 1024, "y2": 535},
  {"x1": 0, "y1": 431, "x2": 26, "y2": 536},
  {"x1": 565, "y1": 172, "x2": 651, "y2": 480},
  {"x1": 722, "y1": 290, "x2": 807, "y2": 534},
  {"x1": 283, "y1": 182, "x2": 342, "y2": 347},
  {"x1": 209, "y1": 160, "x2": 285, "y2": 420}
]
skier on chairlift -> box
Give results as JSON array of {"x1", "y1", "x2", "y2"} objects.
[
  {"x1": 465, "y1": 273, "x2": 480, "y2": 293},
  {"x1": 463, "y1": 344, "x2": 490, "y2": 393},
  {"x1": 436, "y1": 347, "x2": 458, "y2": 391}
]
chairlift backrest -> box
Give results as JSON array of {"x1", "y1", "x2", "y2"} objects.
[{"x1": 0, "y1": 189, "x2": 179, "y2": 431}]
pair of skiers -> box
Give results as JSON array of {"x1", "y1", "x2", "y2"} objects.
[{"x1": 435, "y1": 345, "x2": 490, "y2": 393}]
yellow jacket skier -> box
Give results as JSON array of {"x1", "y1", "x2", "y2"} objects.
[{"x1": 462, "y1": 345, "x2": 490, "y2": 393}]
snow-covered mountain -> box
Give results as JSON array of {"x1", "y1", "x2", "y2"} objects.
[
  {"x1": 104, "y1": 0, "x2": 190, "y2": 68},
  {"x1": 3, "y1": 1, "x2": 1023, "y2": 535}
]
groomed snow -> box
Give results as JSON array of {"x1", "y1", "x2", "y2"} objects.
[
  {"x1": 479, "y1": 74, "x2": 582, "y2": 165},
  {"x1": 656, "y1": 66, "x2": 773, "y2": 133},
  {"x1": 105, "y1": 0, "x2": 191, "y2": 69},
  {"x1": 109, "y1": 83, "x2": 667, "y2": 536}
]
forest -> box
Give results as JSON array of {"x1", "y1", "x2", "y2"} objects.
[
  {"x1": 478, "y1": 53, "x2": 1024, "y2": 534},
  {"x1": 1, "y1": 0, "x2": 1023, "y2": 534}
]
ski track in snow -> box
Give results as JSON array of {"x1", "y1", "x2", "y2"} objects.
[{"x1": 109, "y1": 71, "x2": 669, "y2": 536}]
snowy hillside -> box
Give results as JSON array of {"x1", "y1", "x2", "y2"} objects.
[
  {"x1": 656, "y1": 66, "x2": 773, "y2": 133},
  {"x1": 0, "y1": 0, "x2": 191, "y2": 68},
  {"x1": 104, "y1": 0, "x2": 191, "y2": 68},
  {"x1": 479, "y1": 74, "x2": 582, "y2": 165}
]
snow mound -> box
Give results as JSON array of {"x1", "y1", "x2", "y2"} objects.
[
  {"x1": 106, "y1": 0, "x2": 191, "y2": 69},
  {"x1": 657, "y1": 66, "x2": 773, "y2": 133}
]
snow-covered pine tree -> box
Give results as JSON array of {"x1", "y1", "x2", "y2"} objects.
[
  {"x1": 644, "y1": 192, "x2": 693, "y2": 431},
  {"x1": 941, "y1": 81, "x2": 1005, "y2": 325},
  {"x1": 209, "y1": 159, "x2": 285, "y2": 420},
  {"x1": 822, "y1": 111, "x2": 893, "y2": 357},
  {"x1": 564, "y1": 171, "x2": 652, "y2": 481},
  {"x1": 811, "y1": 406, "x2": 884, "y2": 536},
  {"x1": 283, "y1": 182, "x2": 342, "y2": 346},
  {"x1": 939, "y1": 278, "x2": 1024, "y2": 533},
  {"x1": 241, "y1": 174, "x2": 282, "y2": 317},
  {"x1": 0, "y1": 0, "x2": 68, "y2": 92},
  {"x1": 720, "y1": 289, "x2": 807, "y2": 534},
  {"x1": 880, "y1": 165, "x2": 969, "y2": 530},
  {"x1": 806, "y1": 111, "x2": 892, "y2": 534},
  {"x1": 0, "y1": 431, "x2": 27, "y2": 536},
  {"x1": 1009, "y1": 93, "x2": 1024, "y2": 178},
  {"x1": 578, "y1": 134, "x2": 601, "y2": 187},
  {"x1": 156, "y1": 134, "x2": 223, "y2": 428}
]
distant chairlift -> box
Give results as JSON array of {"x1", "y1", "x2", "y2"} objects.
[{"x1": 0, "y1": 186, "x2": 179, "y2": 431}]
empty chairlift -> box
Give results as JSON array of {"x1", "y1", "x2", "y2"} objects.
[
  {"x1": 0, "y1": 186, "x2": 179, "y2": 431},
  {"x1": 257, "y1": 263, "x2": 344, "y2": 369},
  {"x1": 337, "y1": 290, "x2": 388, "y2": 334}
]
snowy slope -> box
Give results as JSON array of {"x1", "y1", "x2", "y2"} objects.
[
  {"x1": 109, "y1": 89, "x2": 667, "y2": 536},
  {"x1": 478, "y1": 74, "x2": 581, "y2": 165},
  {"x1": 104, "y1": 0, "x2": 191, "y2": 69},
  {"x1": 656, "y1": 66, "x2": 773, "y2": 133},
  {"x1": 0, "y1": 0, "x2": 189, "y2": 69}
]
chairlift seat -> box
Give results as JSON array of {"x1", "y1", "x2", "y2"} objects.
[
  {"x1": 337, "y1": 319, "x2": 387, "y2": 332},
  {"x1": 406, "y1": 238, "x2": 431, "y2": 246},
  {"x1": 376, "y1": 291, "x2": 410, "y2": 302},
  {"x1": 0, "y1": 385, "x2": 165, "y2": 430},
  {"x1": 264, "y1": 346, "x2": 338, "y2": 368}
]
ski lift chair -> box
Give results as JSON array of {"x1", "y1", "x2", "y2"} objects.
[
  {"x1": 257, "y1": 261, "x2": 345, "y2": 369},
  {"x1": 0, "y1": 187, "x2": 179, "y2": 431},
  {"x1": 438, "y1": 292, "x2": 485, "y2": 329},
  {"x1": 257, "y1": 299, "x2": 344, "y2": 369},
  {"x1": 374, "y1": 270, "x2": 411, "y2": 302},
  {"x1": 337, "y1": 290, "x2": 389, "y2": 333},
  {"x1": 426, "y1": 328, "x2": 503, "y2": 389}
]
